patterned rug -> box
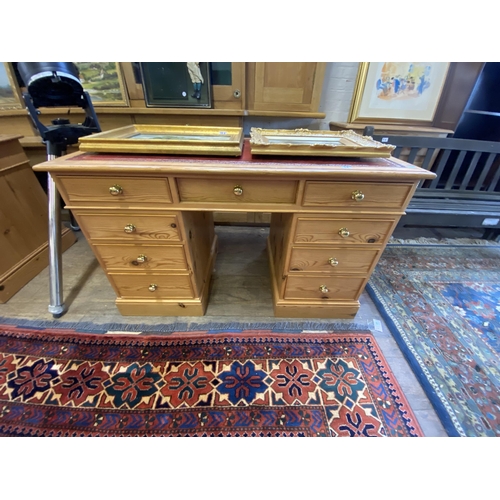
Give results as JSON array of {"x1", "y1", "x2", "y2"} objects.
[
  {"x1": 367, "y1": 240, "x2": 500, "y2": 437},
  {"x1": 0, "y1": 326, "x2": 421, "y2": 437}
]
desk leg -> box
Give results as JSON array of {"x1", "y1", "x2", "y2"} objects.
[{"x1": 47, "y1": 172, "x2": 64, "y2": 318}]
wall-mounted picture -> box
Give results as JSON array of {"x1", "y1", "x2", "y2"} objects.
[
  {"x1": 0, "y1": 62, "x2": 23, "y2": 110},
  {"x1": 140, "y1": 62, "x2": 212, "y2": 108},
  {"x1": 349, "y1": 62, "x2": 450, "y2": 124},
  {"x1": 74, "y1": 62, "x2": 129, "y2": 106}
]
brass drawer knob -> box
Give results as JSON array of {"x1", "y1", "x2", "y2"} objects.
[
  {"x1": 136, "y1": 254, "x2": 147, "y2": 263},
  {"x1": 351, "y1": 190, "x2": 364, "y2": 202},
  {"x1": 109, "y1": 184, "x2": 123, "y2": 196},
  {"x1": 319, "y1": 285, "x2": 329, "y2": 293},
  {"x1": 338, "y1": 227, "x2": 350, "y2": 238},
  {"x1": 124, "y1": 224, "x2": 136, "y2": 233},
  {"x1": 233, "y1": 185, "x2": 243, "y2": 196},
  {"x1": 328, "y1": 258, "x2": 339, "y2": 267},
  {"x1": 148, "y1": 284, "x2": 157, "y2": 292}
]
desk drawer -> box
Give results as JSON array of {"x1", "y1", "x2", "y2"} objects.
[
  {"x1": 302, "y1": 181, "x2": 413, "y2": 210},
  {"x1": 177, "y1": 178, "x2": 298, "y2": 204},
  {"x1": 294, "y1": 217, "x2": 396, "y2": 245},
  {"x1": 58, "y1": 176, "x2": 172, "y2": 205},
  {"x1": 110, "y1": 273, "x2": 194, "y2": 299},
  {"x1": 289, "y1": 247, "x2": 379, "y2": 274},
  {"x1": 75, "y1": 213, "x2": 181, "y2": 242},
  {"x1": 284, "y1": 276, "x2": 365, "y2": 300},
  {"x1": 94, "y1": 244, "x2": 188, "y2": 271}
]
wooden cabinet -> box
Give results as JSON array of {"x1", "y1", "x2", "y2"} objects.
[
  {"x1": 246, "y1": 62, "x2": 327, "y2": 114},
  {"x1": 35, "y1": 141, "x2": 434, "y2": 318},
  {"x1": 0, "y1": 135, "x2": 76, "y2": 303}
]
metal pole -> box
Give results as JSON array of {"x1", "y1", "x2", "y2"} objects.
[{"x1": 46, "y1": 145, "x2": 64, "y2": 317}]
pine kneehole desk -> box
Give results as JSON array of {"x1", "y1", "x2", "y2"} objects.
[{"x1": 34, "y1": 143, "x2": 434, "y2": 318}]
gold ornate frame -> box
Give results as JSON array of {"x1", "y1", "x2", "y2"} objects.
[
  {"x1": 75, "y1": 62, "x2": 129, "y2": 107},
  {"x1": 78, "y1": 124, "x2": 244, "y2": 156},
  {"x1": 249, "y1": 128, "x2": 395, "y2": 158},
  {"x1": 348, "y1": 62, "x2": 450, "y2": 125},
  {"x1": 0, "y1": 62, "x2": 23, "y2": 110}
]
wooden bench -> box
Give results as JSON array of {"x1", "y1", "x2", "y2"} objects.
[{"x1": 369, "y1": 133, "x2": 500, "y2": 240}]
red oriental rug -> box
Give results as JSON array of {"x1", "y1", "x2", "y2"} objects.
[{"x1": 0, "y1": 326, "x2": 422, "y2": 437}]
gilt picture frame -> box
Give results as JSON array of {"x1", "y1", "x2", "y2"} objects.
[
  {"x1": 249, "y1": 128, "x2": 395, "y2": 158},
  {"x1": 78, "y1": 124, "x2": 243, "y2": 156},
  {"x1": 75, "y1": 62, "x2": 129, "y2": 107},
  {"x1": 349, "y1": 62, "x2": 450, "y2": 125},
  {"x1": 0, "y1": 62, "x2": 23, "y2": 110}
]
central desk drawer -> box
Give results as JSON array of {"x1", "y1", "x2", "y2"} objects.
[
  {"x1": 289, "y1": 247, "x2": 379, "y2": 274},
  {"x1": 110, "y1": 273, "x2": 194, "y2": 299},
  {"x1": 76, "y1": 213, "x2": 181, "y2": 242},
  {"x1": 94, "y1": 244, "x2": 188, "y2": 271},
  {"x1": 294, "y1": 218, "x2": 396, "y2": 245},
  {"x1": 302, "y1": 181, "x2": 413, "y2": 209},
  {"x1": 58, "y1": 176, "x2": 172, "y2": 205},
  {"x1": 177, "y1": 178, "x2": 298, "y2": 204},
  {"x1": 284, "y1": 276, "x2": 365, "y2": 300}
]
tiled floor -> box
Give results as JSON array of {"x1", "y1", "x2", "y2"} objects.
[{"x1": 1, "y1": 223, "x2": 488, "y2": 436}]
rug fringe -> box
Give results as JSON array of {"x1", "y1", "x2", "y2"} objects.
[
  {"x1": 389, "y1": 237, "x2": 500, "y2": 246},
  {"x1": 0, "y1": 316, "x2": 368, "y2": 334}
]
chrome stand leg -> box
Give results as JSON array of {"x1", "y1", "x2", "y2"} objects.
[{"x1": 47, "y1": 155, "x2": 64, "y2": 318}]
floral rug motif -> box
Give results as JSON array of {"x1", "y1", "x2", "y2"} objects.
[
  {"x1": 0, "y1": 327, "x2": 421, "y2": 437},
  {"x1": 367, "y1": 242, "x2": 500, "y2": 437}
]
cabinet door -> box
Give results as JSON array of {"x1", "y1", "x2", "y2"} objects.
[
  {"x1": 211, "y1": 62, "x2": 245, "y2": 110},
  {"x1": 121, "y1": 62, "x2": 246, "y2": 111},
  {"x1": 247, "y1": 62, "x2": 326, "y2": 113}
]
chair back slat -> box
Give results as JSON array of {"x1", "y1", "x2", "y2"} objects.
[
  {"x1": 459, "y1": 151, "x2": 482, "y2": 190},
  {"x1": 420, "y1": 148, "x2": 436, "y2": 171},
  {"x1": 406, "y1": 147, "x2": 421, "y2": 165},
  {"x1": 444, "y1": 150, "x2": 467, "y2": 190},
  {"x1": 392, "y1": 147, "x2": 403, "y2": 159},
  {"x1": 473, "y1": 153, "x2": 497, "y2": 191},
  {"x1": 429, "y1": 150, "x2": 452, "y2": 190},
  {"x1": 487, "y1": 159, "x2": 500, "y2": 192}
]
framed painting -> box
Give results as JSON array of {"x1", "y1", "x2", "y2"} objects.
[
  {"x1": 349, "y1": 62, "x2": 451, "y2": 125},
  {"x1": 75, "y1": 62, "x2": 129, "y2": 106},
  {"x1": 0, "y1": 62, "x2": 23, "y2": 110},
  {"x1": 78, "y1": 124, "x2": 243, "y2": 156},
  {"x1": 249, "y1": 128, "x2": 395, "y2": 158},
  {"x1": 140, "y1": 62, "x2": 212, "y2": 108}
]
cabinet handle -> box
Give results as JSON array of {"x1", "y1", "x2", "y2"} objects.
[
  {"x1": 338, "y1": 227, "x2": 350, "y2": 238},
  {"x1": 233, "y1": 89, "x2": 241, "y2": 98},
  {"x1": 351, "y1": 190, "x2": 364, "y2": 202},
  {"x1": 328, "y1": 258, "x2": 339, "y2": 267},
  {"x1": 124, "y1": 224, "x2": 136, "y2": 233},
  {"x1": 319, "y1": 285, "x2": 329, "y2": 293},
  {"x1": 148, "y1": 284, "x2": 157, "y2": 292},
  {"x1": 233, "y1": 185, "x2": 243, "y2": 196},
  {"x1": 136, "y1": 254, "x2": 147, "y2": 264},
  {"x1": 109, "y1": 184, "x2": 123, "y2": 196}
]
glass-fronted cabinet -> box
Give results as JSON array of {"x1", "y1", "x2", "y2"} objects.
[{"x1": 211, "y1": 62, "x2": 245, "y2": 110}]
